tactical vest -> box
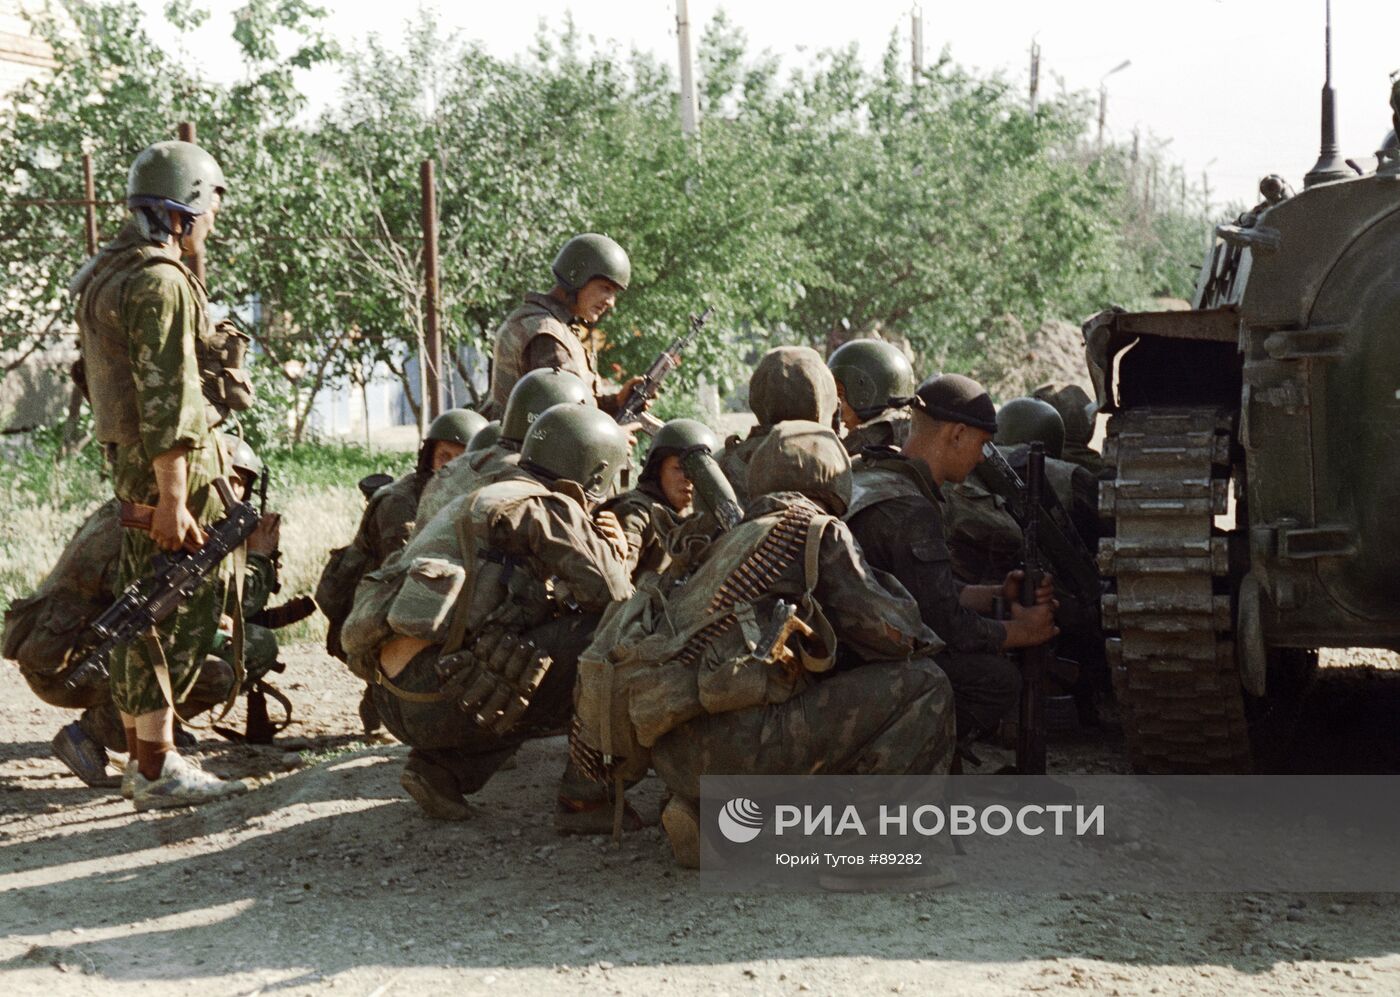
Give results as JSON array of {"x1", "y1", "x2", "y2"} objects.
[
  {"x1": 488, "y1": 294, "x2": 602, "y2": 416},
  {"x1": 72, "y1": 225, "x2": 251, "y2": 443},
  {"x1": 846, "y1": 463, "x2": 924, "y2": 519},
  {"x1": 414, "y1": 445, "x2": 520, "y2": 530},
  {"x1": 842, "y1": 410, "x2": 911, "y2": 456}
]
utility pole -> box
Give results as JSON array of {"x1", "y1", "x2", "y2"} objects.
[
  {"x1": 1096, "y1": 60, "x2": 1130, "y2": 152},
  {"x1": 420, "y1": 158, "x2": 443, "y2": 423},
  {"x1": 176, "y1": 121, "x2": 206, "y2": 284},
  {"x1": 1130, "y1": 128, "x2": 1140, "y2": 198},
  {"x1": 81, "y1": 153, "x2": 97, "y2": 256},
  {"x1": 676, "y1": 0, "x2": 699, "y2": 140},
  {"x1": 1028, "y1": 38, "x2": 1040, "y2": 114},
  {"x1": 911, "y1": 5, "x2": 924, "y2": 84}
]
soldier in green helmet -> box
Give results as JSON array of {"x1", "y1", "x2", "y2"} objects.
[
  {"x1": 485, "y1": 233, "x2": 647, "y2": 420},
  {"x1": 597, "y1": 418, "x2": 721, "y2": 579},
  {"x1": 993, "y1": 396, "x2": 1099, "y2": 549},
  {"x1": 316, "y1": 409, "x2": 479, "y2": 732},
  {"x1": 719, "y1": 346, "x2": 839, "y2": 505},
  {"x1": 1032, "y1": 382, "x2": 1110, "y2": 479},
  {"x1": 827, "y1": 338, "x2": 916, "y2": 455},
  {"x1": 415, "y1": 370, "x2": 591, "y2": 528},
  {"x1": 339, "y1": 404, "x2": 635, "y2": 824},
  {"x1": 63, "y1": 139, "x2": 253, "y2": 810}
]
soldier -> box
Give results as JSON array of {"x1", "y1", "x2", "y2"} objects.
[
  {"x1": 62, "y1": 140, "x2": 254, "y2": 810},
  {"x1": 318, "y1": 409, "x2": 480, "y2": 662},
  {"x1": 343, "y1": 405, "x2": 634, "y2": 822},
  {"x1": 485, "y1": 233, "x2": 644, "y2": 420},
  {"x1": 995, "y1": 396, "x2": 1099, "y2": 550},
  {"x1": 718, "y1": 346, "x2": 839, "y2": 505},
  {"x1": 845, "y1": 374, "x2": 1059, "y2": 744},
  {"x1": 415, "y1": 370, "x2": 590, "y2": 528},
  {"x1": 827, "y1": 339, "x2": 916, "y2": 454},
  {"x1": 8, "y1": 438, "x2": 285, "y2": 791},
  {"x1": 596, "y1": 418, "x2": 719, "y2": 579},
  {"x1": 1032, "y1": 382, "x2": 1110, "y2": 479},
  {"x1": 582, "y1": 421, "x2": 954, "y2": 869}
]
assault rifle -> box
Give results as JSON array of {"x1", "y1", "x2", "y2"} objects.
[
  {"x1": 975, "y1": 442, "x2": 1102, "y2": 636},
  {"x1": 1016, "y1": 444, "x2": 1049, "y2": 776},
  {"x1": 615, "y1": 306, "x2": 713, "y2": 426},
  {"x1": 61, "y1": 477, "x2": 260, "y2": 691}
]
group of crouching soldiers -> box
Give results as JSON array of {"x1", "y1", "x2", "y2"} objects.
[{"x1": 2, "y1": 142, "x2": 1108, "y2": 868}]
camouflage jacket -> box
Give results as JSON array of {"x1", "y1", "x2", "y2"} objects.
[
  {"x1": 718, "y1": 425, "x2": 772, "y2": 507},
  {"x1": 415, "y1": 443, "x2": 521, "y2": 530},
  {"x1": 846, "y1": 450, "x2": 1007, "y2": 655},
  {"x1": 597, "y1": 480, "x2": 674, "y2": 579},
  {"x1": 842, "y1": 408, "x2": 911, "y2": 456},
  {"x1": 357, "y1": 472, "x2": 424, "y2": 570},
  {"x1": 485, "y1": 292, "x2": 606, "y2": 419}
]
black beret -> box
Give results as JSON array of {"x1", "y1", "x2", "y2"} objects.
[{"x1": 911, "y1": 373, "x2": 998, "y2": 433}]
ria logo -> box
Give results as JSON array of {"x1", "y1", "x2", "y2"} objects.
[{"x1": 717, "y1": 797, "x2": 765, "y2": 843}]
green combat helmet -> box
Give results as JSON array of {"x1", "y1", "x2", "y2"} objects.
[
  {"x1": 426, "y1": 408, "x2": 488, "y2": 447},
  {"x1": 225, "y1": 435, "x2": 263, "y2": 488},
  {"x1": 552, "y1": 233, "x2": 631, "y2": 292},
  {"x1": 827, "y1": 339, "x2": 915, "y2": 418},
  {"x1": 749, "y1": 346, "x2": 839, "y2": 426},
  {"x1": 501, "y1": 369, "x2": 590, "y2": 445},
  {"x1": 127, "y1": 140, "x2": 226, "y2": 216},
  {"x1": 467, "y1": 420, "x2": 501, "y2": 454},
  {"x1": 520, "y1": 404, "x2": 631, "y2": 500},
  {"x1": 1032, "y1": 383, "x2": 1094, "y2": 449},
  {"x1": 995, "y1": 397, "x2": 1066, "y2": 460},
  {"x1": 641, "y1": 418, "x2": 720, "y2": 481}
]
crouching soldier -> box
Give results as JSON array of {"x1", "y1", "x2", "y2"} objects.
[
  {"x1": 574, "y1": 421, "x2": 954, "y2": 869},
  {"x1": 827, "y1": 338, "x2": 915, "y2": 454},
  {"x1": 340, "y1": 405, "x2": 634, "y2": 821},
  {"x1": 846, "y1": 375, "x2": 1059, "y2": 746},
  {"x1": 5, "y1": 437, "x2": 287, "y2": 792}
]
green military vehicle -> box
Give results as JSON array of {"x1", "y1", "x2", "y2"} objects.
[{"x1": 1087, "y1": 67, "x2": 1400, "y2": 772}]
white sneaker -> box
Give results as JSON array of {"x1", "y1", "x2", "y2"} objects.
[
  {"x1": 131, "y1": 753, "x2": 247, "y2": 812},
  {"x1": 120, "y1": 759, "x2": 138, "y2": 800}
]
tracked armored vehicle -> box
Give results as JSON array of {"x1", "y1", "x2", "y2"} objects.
[{"x1": 1086, "y1": 65, "x2": 1400, "y2": 772}]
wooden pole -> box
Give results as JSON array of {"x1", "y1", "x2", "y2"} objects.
[
  {"x1": 421, "y1": 158, "x2": 443, "y2": 421},
  {"x1": 175, "y1": 121, "x2": 206, "y2": 284},
  {"x1": 676, "y1": 0, "x2": 699, "y2": 140},
  {"x1": 81, "y1": 153, "x2": 97, "y2": 255},
  {"x1": 910, "y1": 6, "x2": 924, "y2": 85}
]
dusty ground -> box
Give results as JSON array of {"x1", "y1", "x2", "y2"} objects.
[{"x1": 3, "y1": 646, "x2": 1400, "y2": 996}]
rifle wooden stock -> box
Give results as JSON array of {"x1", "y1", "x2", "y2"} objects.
[{"x1": 118, "y1": 501, "x2": 156, "y2": 531}]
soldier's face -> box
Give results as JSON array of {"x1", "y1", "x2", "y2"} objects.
[
  {"x1": 430, "y1": 440, "x2": 466, "y2": 471},
  {"x1": 659, "y1": 455, "x2": 693, "y2": 512},
  {"x1": 178, "y1": 195, "x2": 220, "y2": 254},
  {"x1": 835, "y1": 383, "x2": 860, "y2": 430},
  {"x1": 573, "y1": 277, "x2": 622, "y2": 325}
]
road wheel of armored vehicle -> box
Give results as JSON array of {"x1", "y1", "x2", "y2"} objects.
[{"x1": 1100, "y1": 406, "x2": 1255, "y2": 773}]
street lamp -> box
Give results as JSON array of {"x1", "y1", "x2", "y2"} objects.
[{"x1": 1097, "y1": 59, "x2": 1132, "y2": 151}]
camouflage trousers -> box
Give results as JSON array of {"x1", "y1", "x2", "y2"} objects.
[
  {"x1": 372, "y1": 614, "x2": 601, "y2": 798},
  {"x1": 935, "y1": 650, "x2": 1022, "y2": 740},
  {"x1": 108, "y1": 527, "x2": 227, "y2": 717},
  {"x1": 78, "y1": 623, "x2": 278, "y2": 751},
  {"x1": 650, "y1": 657, "x2": 955, "y2": 806}
]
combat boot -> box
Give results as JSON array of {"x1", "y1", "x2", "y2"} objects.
[
  {"x1": 131, "y1": 753, "x2": 247, "y2": 812},
  {"x1": 400, "y1": 755, "x2": 470, "y2": 821},
  {"x1": 120, "y1": 758, "x2": 138, "y2": 800},
  {"x1": 51, "y1": 722, "x2": 121, "y2": 788}
]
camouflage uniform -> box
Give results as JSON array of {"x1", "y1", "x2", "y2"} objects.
[
  {"x1": 846, "y1": 449, "x2": 1021, "y2": 738},
  {"x1": 636, "y1": 424, "x2": 954, "y2": 814},
  {"x1": 370, "y1": 467, "x2": 633, "y2": 797},
  {"x1": 718, "y1": 347, "x2": 839, "y2": 506},
  {"x1": 485, "y1": 293, "x2": 612, "y2": 419},
  {"x1": 415, "y1": 443, "x2": 521, "y2": 529},
  {"x1": 596, "y1": 480, "x2": 674, "y2": 579},
  {"x1": 841, "y1": 408, "x2": 911, "y2": 455},
  {"x1": 71, "y1": 221, "x2": 235, "y2": 718}
]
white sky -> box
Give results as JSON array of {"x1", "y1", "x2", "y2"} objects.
[{"x1": 133, "y1": 0, "x2": 1400, "y2": 210}]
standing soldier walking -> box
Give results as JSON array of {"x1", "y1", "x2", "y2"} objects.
[
  {"x1": 485, "y1": 233, "x2": 645, "y2": 419},
  {"x1": 70, "y1": 140, "x2": 246, "y2": 810}
]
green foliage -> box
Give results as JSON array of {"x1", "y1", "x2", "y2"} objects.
[{"x1": 0, "y1": 2, "x2": 1214, "y2": 442}]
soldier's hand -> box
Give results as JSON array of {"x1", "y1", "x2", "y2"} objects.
[
  {"x1": 248, "y1": 513, "x2": 281, "y2": 556},
  {"x1": 1002, "y1": 569, "x2": 1056, "y2": 606},
  {"x1": 151, "y1": 496, "x2": 205, "y2": 552},
  {"x1": 1007, "y1": 601, "x2": 1059, "y2": 646},
  {"x1": 594, "y1": 510, "x2": 629, "y2": 560},
  {"x1": 614, "y1": 375, "x2": 649, "y2": 412}
]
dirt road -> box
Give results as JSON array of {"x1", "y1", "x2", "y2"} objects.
[{"x1": 2, "y1": 646, "x2": 1398, "y2": 996}]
